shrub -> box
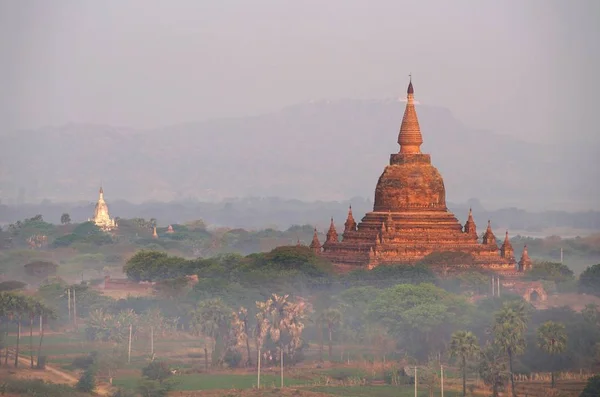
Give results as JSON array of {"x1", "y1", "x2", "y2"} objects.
[
  {"x1": 76, "y1": 368, "x2": 96, "y2": 392},
  {"x1": 71, "y1": 351, "x2": 98, "y2": 370},
  {"x1": 142, "y1": 360, "x2": 172, "y2": 383},
  {"x1": 1, "y1": 378, "x2": 83, "y2": 397},
  {"x1": 580, "y1": 374, "x2": 600, "y2": 397},
  {"x1": 223, "y1": 348, "x2": 243, "y2": 368}
]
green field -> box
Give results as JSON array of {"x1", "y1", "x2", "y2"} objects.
[
  {"x1": 309, "y1": 386, "x2": 461, "y2": 397},
  {"x1": 113, "y1": 373, "x2": 306, "y2": 390}
]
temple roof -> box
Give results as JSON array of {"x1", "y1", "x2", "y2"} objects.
[{"x1": 398, "y1": 77, "x2": 423, "y2": 154}]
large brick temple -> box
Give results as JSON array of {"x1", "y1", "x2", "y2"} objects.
[{"x1": 310, "y1": 79, "x2": 531, "y2": 275}]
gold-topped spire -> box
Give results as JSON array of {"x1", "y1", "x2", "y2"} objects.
[{"x1": 398, "y1": 76, "x2": 423, "y2": 154}]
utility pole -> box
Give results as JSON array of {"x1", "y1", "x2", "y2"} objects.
[
  {"x1": 150, "y1": 326, "x2": 154, "y2": 356},
  {"x1": 73, "y1": 288, "x2": 77, "y2": 327},
  {"x1": 560, "y1": 247, "x2": 564, "y2": 263},
  {"x1": 441, "y1": 365, "x2": 444, "y2": 397},
  {"x1": 128, "y1": 324, "x2": 133, "y2": 364},
  {"x1": 497, "y1": 277, "x2": 501, "y2": 297},
  {"x1": 415, "y1": 366, "x2": 418, "y2": 397},
  {"x1": 67, "y1": 288, "x2": 71, "y2": 323}
]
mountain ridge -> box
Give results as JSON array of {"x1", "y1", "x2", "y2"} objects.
[{"x1": 1, "y1": 98, "x2": 597, "y2": 210}]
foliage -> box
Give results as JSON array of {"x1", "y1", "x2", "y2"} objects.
[
  {"x1": 136, "y1": 379, "x2": 174, "y2": 397},
  {"x1": 478, "y1": 343, "x2": 509, "y2": 397},
  {"x1": 368, "y1": 283, "x2": 471, "y2": 359},
  {"x1": 0, "y1": 378, "x2": 85, "y2": 397},
  {"x1": 492, "y1": 301, "x2": 529, "y2": 397},
  {"x1": 579, "y1": 264, "x2": 600, "y2": 296},
  {"x1": 24, "y1": 260, "x2": 58, "y2": 279},
  {"x1": 536, "y1": 321, "x2": 567, "y2": 388},
  {"x1": 526, "y1": 261, "x2": 575, "y2": 283},
  {"x1": 124, "y1": 250, "x2": 190, "y2": 282},
  {"x1": 580, "y1": 374, "x2": 600, "y2": 397},
  {"x1": 449, "y1": 330, "x2": 480, "y2": 396},
  {"x1": 190, "y1": 298, "x2": 233, "y2": 366},
  {"x1": 142, "y1": 360, "x2": 172, "y2": 383},
  {"x1": 0, "y1": 280, "x2": 27, "y2": 291},
  {"x1": 76, "y1": 367, "x2": 97, "y2": 392},
  {"x1": 85, "y1": 309, "x2": 137, "y2": 343},
  {"x1": 61, "y1": 213, "x2": 71, "y2": 224}
]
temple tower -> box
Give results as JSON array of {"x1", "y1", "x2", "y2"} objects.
[
  {"x1": 518, "y1": 245, "x2": 533, "y2": 272},
  {"x1": 500, "y1": 231, "x2": 514, "y2": 260},
  {"x1": 318, "y1": 77, "x2": 516, "y2": 273},
  {"x1": 482, "y1": 220, "x2": 498, "y2": 248},
  {"x1": 89, "y1": 187, "x2": 117, "y2": 231},
  {"x1": 309, "y1": 228, "x2": 321, "y2": 254},
  {"x1": 323, "y1": 218, "x2": 338, "y2": 247},
  {"x1": 344, "y1": 205, "x2": 357, "y2": 233},
  {"x1": 463, "y1": 208, "x2": 478, "y2": 240}
]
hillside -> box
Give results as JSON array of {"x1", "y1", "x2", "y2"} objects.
[{"x1": 1, "y1": 99, "x2": 598, "y2": 210}]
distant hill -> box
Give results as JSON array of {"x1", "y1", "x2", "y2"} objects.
[{"x1": 1, "y1": 99, "x2": 598, "y2": 210}]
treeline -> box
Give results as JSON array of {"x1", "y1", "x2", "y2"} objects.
[{"x1": 2, "y1": 197, "x2": 600, "y2": 231}]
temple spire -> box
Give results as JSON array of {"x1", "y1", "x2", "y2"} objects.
[
  {"x1": 463, "y1": 208, "x2": 477, "y2": 240},
  {"x1": 482, "y1": 220, "x2": 498, "y2": 247},
  {"x1": 518, "y1": 244, "x2": 532, "y2": 272},
  {"x1": 398, "y1": 76, "x2": 423, "y2": 154},
  {"x1": 500, "y1": 230, "x2": 514, "y2": 260},
  {"x1": 344, "y1": 205, "x2": 357, "y2": 232},
  {"x1": 309, "y1": 227, "x2": 321, "y2": 254}
]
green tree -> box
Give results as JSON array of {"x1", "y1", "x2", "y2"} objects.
[
  {"x1": 449, "y1": 330, "x2": 480, "y2": 397},
  {"x1": 368, "y1": 283, "x2": 471, "y2": 360},
  {"x1": 526, "y1": 261, "x2": 574, "y2": 283},
  {"x1": 142, "y1": 361, "x2": 172, "y2": 383},
  {"x1": 492, "y1": 301, "x2": 529, "y2": 397},
  {"x1": 0, "y1": 281, "x2": 27, "y2": 292},
  {"x1": 76, "y1": 367, "x2": 96, "y2": 392},
  {"x1": 24, "y1": 261, "x2": 58, "y2": 280},
  {"x1": 190, "y1": 298, "x2": 232, "y2": 367},
  {"x1": 478, "y1": 342, "x2": 509, "y2": 397},
  {"x1": 536, "y1": 321, "x2": 567, "y2": 388},
  {"x1": 318, "y1": 308, "x2": 342, "y2": 361},
  {"x1": 579, "y1": 264, "x2": 600, "y2": 296},
  {"x1": 60, "y1": 213, "x2": 71, "y2": 225},
  {"x1": 580, "y1": 374, "x2": 600, "y2": 397},
  {"x1": 124, "y1": 250, "x2": 189, "y2": 282}
]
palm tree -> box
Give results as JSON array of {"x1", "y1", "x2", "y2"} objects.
[
  {"x1": 260, "y1": 294, "x2": 309, "y2": 389},
  {"x1": 492, "y1": 301, "x2": 529, "y2": 397},
  {"x1": 254, "y1": 300, "x2": 271, "y2": 389},
  {"x1": 11, "y1": 294, "x2": 28, "y2": 368},
  {"x1": 479, "y1": 342, "x2": 509, "y2": 397},
  {"x1": 36, "y1": 302, "x2": 55, "y2": 368},
  {"x1": 536, "y1": 321, "x2": 567, "y2": 388},
  {"x1": 449, "y1": 330, "x2": 480, "y2": 397},
  {"x1": 319, "y1": 308, "x2": 342, "y2": 361},
  {"x1": 231, "y1": 307, "x2": 252, "y2": 367},
  {"x1": 190, "y1": 299, "x2": 231, "y2": 368},
  {"x1": 25, "y1": 297, "x2": 37, "y2": 368}
]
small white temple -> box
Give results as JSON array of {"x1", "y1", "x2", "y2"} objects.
[{"x1": 89, "y1": 187, "x2": 117, "y2": 231}]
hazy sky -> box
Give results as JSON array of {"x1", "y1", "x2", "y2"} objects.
[{"x1": 1, "y1": 0, "x2": 598, "y2": 142}]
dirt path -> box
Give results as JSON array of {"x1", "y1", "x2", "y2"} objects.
[{"x1": 10, "y1": 350, "x2": 112, "y2": 396}]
